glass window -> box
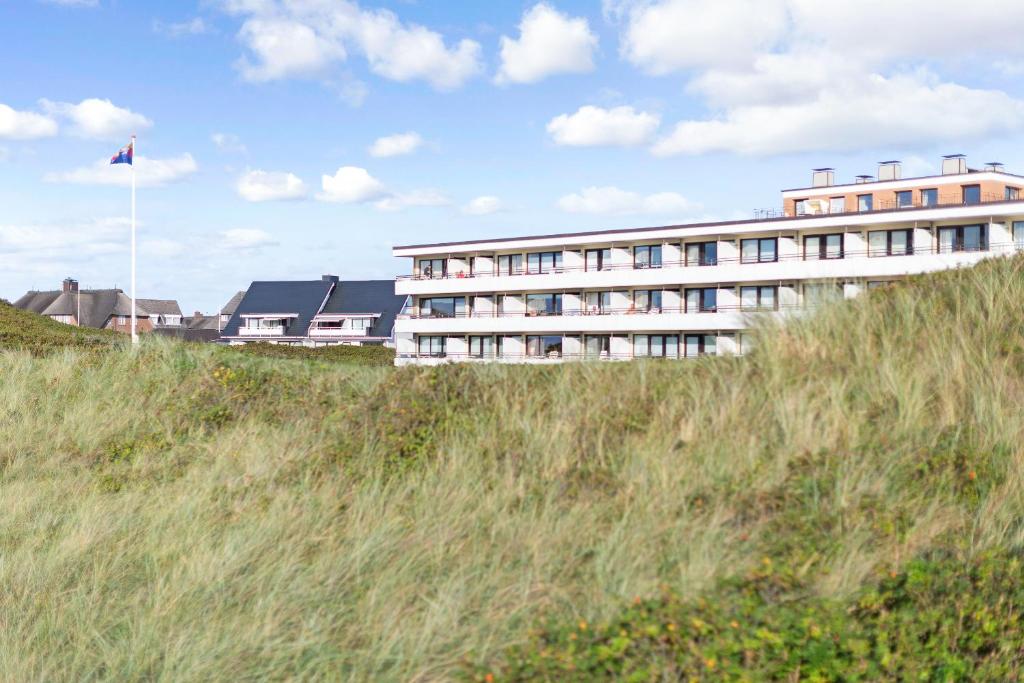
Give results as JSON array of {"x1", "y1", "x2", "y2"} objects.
[
  {"x1": 526, "y1": 293, "x2": 562, "y2": 316},
  {"x1": 497, "y1": 254, "x2": 523, "y2": 275},
  {"x1": 468, "y1": 336, "x2": 493, "y2": 358},
  {"x1": 890, "y1": 230, "x2": 909, "y2": 256},
  {"x1": 584, "y1": 335, "x2": 610, "y2": 358},
  {"x1": 1006, "y1": 187, "x2": 1020, "y2": 201},
  {"x1": 634, "y1": 245, "x2": 663, "y2": 269},
  {"x1": 868, "y1": 230, "x2": 913, "y2": 256},
  {"x1": 804, "y1": 234, "x2": 843, "y2": 260},
  {"x1": 938, "y1": 225, "x2": 987, "y2": 253},
  {"x1": 526, "y1": 251, "x2": 562, "y2": 274},
  {"x1": 1014, "y1": 221, "x2": 1024, "y2": 249},
  {"x1": 685, "y1": 288, "x2": 717, "y2": 313},
  {"x1": 962, "y1": 185, "x2": 981, "y2": 204},
  {"x1": 684, "y1": 334, "x2": 715, "y2": 357},
  {"x1": 634, "y1": 334, "x2": 678, "y2": 358},
  {"x1": 921, "y1": 188, "x2": 938, "y2": 207},
  {"x1": 740, "y1": 286, "x2": 777, "y2": 311},
  {"x1": 418, "y1": 258, "x2": 445, "y2": 279},
  {"x1": 585, "y1": 248, "x2": 611, "y2": 271},
  {"x1": 634, "y1": 290, "x2": 664, "y2": 312},
  {"x1": 526, "y1": 335, "x2": 562, "y2": 358},
  {"x1": 740, "y1": 238, "x2": 777, "y2": 263},
  {"x1": 685, "y1": 241, "x2": 717, "y2": 266},
  {"x1": 419, "y1": 297, "x2": 466, "y2": 318},
  {"x1": 794, "y1": 199, "x2": 808, "y2": 216},
  {"x1": 829, "y1": 197, "x2": 846, "y2": 214},
  {"x1": 858, "y1": 194, "x2": 873, "y2": 212},
  {"x1": 896, "y1": 190, "x2": 913, "y2": 208},
  {"x1": 584, "y1": 291, "x2": 612, "y2": 314},
  {"x1": 417, "y1": 336, "x2": 445, "y2": 357}
]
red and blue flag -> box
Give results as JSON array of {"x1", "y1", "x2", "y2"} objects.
[{"x1": 110, "y1": 140, "x2": 133, "y2": 165}]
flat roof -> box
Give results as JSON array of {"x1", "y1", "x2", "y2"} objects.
[{"x1": 780, "y1": 169, "x2": 1024, "y2": 194}]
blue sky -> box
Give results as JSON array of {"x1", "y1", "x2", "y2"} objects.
[{"x1": 2, "y1": 0, "x2": 1024, "y2": 312}]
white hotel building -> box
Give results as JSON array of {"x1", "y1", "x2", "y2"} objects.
[{"x1": 392, "y1": 156, "x2": 1024, "y2": 365}]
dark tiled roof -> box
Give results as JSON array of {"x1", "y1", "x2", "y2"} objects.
[
  {"x1": 221, "y1": 280, "x2": 333, "y2": 337},
  {"x1": 320, "y1": 280, "x2": 405, "y2": 339},
  {"x1": 185, "y1": 314, "x2": 221, "y2": 331}
]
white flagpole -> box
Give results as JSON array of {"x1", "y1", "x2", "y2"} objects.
[{"x1": 130, "y1": 134, "x2": 138, "y2": 344}]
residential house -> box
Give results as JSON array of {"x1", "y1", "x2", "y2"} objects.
[{"x1": 14, "y1": 278, "x2": 182, "y2": 334}]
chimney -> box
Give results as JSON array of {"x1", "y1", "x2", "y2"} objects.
[
  {"x1": 322, "y1": 274, "x2": 340, "y2": 284},
  {"x1": 942, "y1": 154, "x2": 967, "y2": 175},
  {"x1": 62, "y1": 277, "x2": 79, "y2": 293},
  {"x1": 194, "y1": 310, "x2": 203, "y2": 318},
  {"x1": 877, "y1": 160, "x2": 902, "y2": 181},
  {"x1": 855, "y1": 175, "x2": 874, "y2": 184},
  {"x1": 811, "y1": 168, "x2": 835, "y2": 187},
  {"x1": 985, "y1": 161, "x2": 1005, "y2": 172}
]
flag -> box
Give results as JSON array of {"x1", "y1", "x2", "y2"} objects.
[{"x1": 110, "y1": 140, "x2": 133, "y2": 165}]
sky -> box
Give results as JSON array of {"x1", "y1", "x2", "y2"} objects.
[{"x1": 2, "y1": 0, "x2": 1024, "y2": 313}]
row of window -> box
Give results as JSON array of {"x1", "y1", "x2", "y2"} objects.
[
  {"x1": 416, "y1": 334, "x2": 721, "y2": 359},
  {"x1": 415, "y1": 222, "x2": 1016, "y2": 278},
  {"x1": 794, "y1": 185, "x2": 1020, "y2": 215}
]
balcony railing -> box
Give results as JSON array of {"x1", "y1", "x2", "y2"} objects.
[
  {"x1": 777, "y1": 191, "x2": 1013, "y2": 219},
  {"x1": 398, "y1": 351, "x2": 715, "y2": 362},
  {"x1": 398, "y1": 240, "x2": 1019, "y2": 281},
  {"x1": 238, "y1": 327, "x2": 287, "y2": 336},
  {"x1": 399, "y1": 303, "x2": 801, "y2": 320}
]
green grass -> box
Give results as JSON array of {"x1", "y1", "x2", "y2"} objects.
[
  {"x1": 2, "y1": 257, "x2": 1024, "y2": 680},
  {"x1": 0, "y1": 299, "x2": 120, "y2": 354},
  {"x1": 231, "y1": 340, "x2": 395, "y2": 366}
]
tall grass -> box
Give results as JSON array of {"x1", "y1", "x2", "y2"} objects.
[{"x1": 1, "y1": 257, "x2": 1024, "y2": 680}]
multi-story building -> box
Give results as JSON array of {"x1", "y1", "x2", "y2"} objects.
[{"x1": 392, "y1": 156, "x2": 1024, "y2": 365}]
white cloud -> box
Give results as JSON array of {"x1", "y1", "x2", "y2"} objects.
[
  {"x1": 219, "y1": 228, "x2": 277, "y2": 250},
  {"x1": 141, "y1": 238, "x2": 186, "y2": 258},
  {"x1": 374, "y1": 189, "x2": 450, "y2": 212},
  {"x1": 0, "y1": 217, "x2": 127, "y2": 255},
  {"x1": 236, "y1": 169, "x2": 306, "y2": 201},
  {"x1": 369, "y1": 131, "x2": 423, "y2": 158},
  {"x1": 496, "y1": 3, "x2": 598, "y2": 84},
  {"x1": 154, "y1": 17, "x2": 210, "y2": 37},
  {"x1": 44, "y1": 154, "x2": 198, "y2": 188},
  {"x1": 0, "y1": 104, "x2": 58, "y2": 140},
  {"x1": 316, "y1": 165, "x2": 387, "y2": 203},
  {"x1": 224, "y1": 1, "x2": 483, "y2": 90},
  {"x1": 211, "y1": 132, "x2": 247, "y2": 153},
  {"x1": 40, "y1": 98, "x2": 152, "y2": 140},
  {"x1": 547, "y1": 105, "x2": 659, "y2": 147},
  {"x1": 557, "y1": 186, "x2": 696, "y2": 215},
  {"x1": 652, "y1": 71, "x2": 1024, "y2": 156},
  {"x1": 462, "y1": 195, "x2": 504, "y2": 215}
]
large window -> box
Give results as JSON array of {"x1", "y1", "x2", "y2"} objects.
[
  {"x1": 417, "y1": 336, "x2": 446, "y2": 357},
  {"x1": 804, "y1": 234, "x2": 843, "y2": 260},
  {"x1": 633, "y1": 289, "x2": 664, "y2": 313},
  {"x1": 584, "y1": 335, "x2": 610, "y2": 358},
  {"x1": 740, "y1": 238, "x2": 777, "y2": 263},
  {"x1": 740, "y1": 286, "x2": 777, "y2": 311},
  {"x1": 468, "y1": 336, "x2": 494, "y2": 359},
  {"x1": 1006, "y1": 187, "x2": 1020, "y2": 201},
  {"x1": 829, "y1": 197, "x2": 846, "y2": 214},
  {"x1": 962, "y1": 184, "x2": 981, "y2": 205},
  {"x1": 526, "y1": 251, "x2": 563, "y2": 274},
  {"x1": 526, "y1": 335, "x2": 563, "y2": 358},
  {"x1": 794, "y1": 199, "x2": 808, "y2": 216},
  {"x1": 418, "y1": 258, "x2": 445, "y2": 279},
  {"x1": 685, "y1": 288, "x2": 717, "y2": 313},
  {"x1": 858, "y1": 194, "x2": 873, "y2": 212},
  {"x1": 685, "y1": 241, "x2": 717, "y2": 266},
  {"x1": 585, "y1": 248, "x2": 611, "y2": 271},
  {"x1": 525, "y1": 293, "x2": 562, "y2": 316},
  {"x1": 1014, "y1": 221, "x2": 1024, "y2": 249},
  {"x1": 497, "y1": 254, "x2": 524, "y2": 276},
  {"x1": 634, "y1": 245, "x2": 662, "y2": 269},
  {"x1": 634, "y1": 334, "x2": 679, "y2": 358},
  {"x1": 938, "y1": 225, "x2": 987, "y2": 253},
  {"x1": 584, "y1": 291, "x2": 612, "y2": 314},
  {"x1": 418, "y1": 296, "x2": 466, "y2": 318},
  {"x1": 684, "y1": 334, "x2": 716, "y2": 357},
  {"x1": 868, "y1": 229, "x2": 913, "y2": 256},
  {"x1": 896, "y1": 190, "x2": 913, "y2": 208},
  {"x1": 921, "y1": 188, "x2": 938, "y2": 207}
]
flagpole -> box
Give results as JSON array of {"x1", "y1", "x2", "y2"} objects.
[{"x1": 130, "y1": 134, "x2": 137, "y2": 345}]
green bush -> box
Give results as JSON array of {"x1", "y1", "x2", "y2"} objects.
[{"x1": 229, "y1": 341, "x2": 395, "y2": 366}]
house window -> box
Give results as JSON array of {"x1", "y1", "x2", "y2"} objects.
[
  {"x1": 684, "y1": 334, "x2": 716, "y2": 357},
  {"x1": 685, "y1": 288, "x2": 717, "y2": 313},
  {"x1": 418, "y1": 258, "x2": 445, "y2": 279},
  {"x1": 921, "y1": 188, "x2": 938, "y2": 207},
  {"x1": 803, "y1": 234, "x2": 843, "y2": 260},
  {"x1": 794, "y1": 199, "x2": 808, "y2": 216},
  {"x1": 938, "y1": 225, "x2": 987, "y2": 253},
  {"x1": 526, "y1": 251, "x2": 563, "y2": 274},
  {"x1": 857, "y1": 194, "x2": 873, "y2": 212},
  {"x1": 419, "y1": 297, "x2": 466, "y2": 318},
  {"x1": 634, "y1": 334, "x2": 678, "y2": 358},
  {"x1": 585, "y1": 248, "x2": 611, "y2": 271},
  {"x1": 829, "y1": 196, "x2": 846, "y2": 214},
  {"x1": 962, "y1": 185, "x2": 981, "y2": 205},
  {"x1": 740, "y1": 286, "x2": 777, "y2": 311},
  {"x1": 685, "y1": 241, "x2": 717, "y2": 266},
  {"x1": 633, "y1": 245, "x2": 662, "y2": 269},
  {"x1": 584, "y1": 291, "x2": 612, "y2": 314},
  {"x1": 417, "y1": 336, "x2": 446, "y2": 357},
  {"x1": 525, "y1": 293, "x2": 562, "y2": 316},
  {"x1": 526, "y1": 335, "x2": 562, "y2": 358},
  {"x1": 896, "y1": 190, "x2": 913, "y2": 208},
  {"x1": 868, "y1": 229, "x2": 913, "y2": 256},
  {"x1": 633, "y1": 290, "x2": 663, "y2": 313},
  {"x1": 1014, "y1": 221, "x2": 1024, "y2": 249},
  {"x1": 1006, "y1": 187, "x2": 1021, "y2": 201},
  {"x1": 740, "y1": 238, "x2": 777, "y2": 263},
  {"x1": 497, "y1": 254, "x2": 524, "y2": 275},
  {"x1": 468, "y1": 336, "x2": 494, "y2": 358},
  {"x1": 584, "y1": 335, "x2": 610, "y2": 358}
]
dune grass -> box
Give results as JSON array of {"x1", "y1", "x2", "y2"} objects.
[{"x1": 1, "y1": 257, "x2": 1024, "y2": 680}]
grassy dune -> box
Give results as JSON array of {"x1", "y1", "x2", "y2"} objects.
[{"x1": 2, "y1": 258, "x2": 1024, "y2": 680}]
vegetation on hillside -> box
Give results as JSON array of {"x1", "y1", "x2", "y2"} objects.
[
  {"x1": 1, "y1": 257, "x2": 1024, "y2": 680},
  {"x1": 0, "y1": 299, "x2": 119, "y2": 354},
  {"x1": 231, "y1": 340, "x2": 395, "y2": 366}
]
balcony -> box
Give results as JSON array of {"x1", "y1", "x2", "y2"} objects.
[
  {"x1": 238, "y1": 327, "x2": 287, "y2": 337},
  {"x1": 777, "y1": 191, "x2": 1013, "y2": 219}
]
